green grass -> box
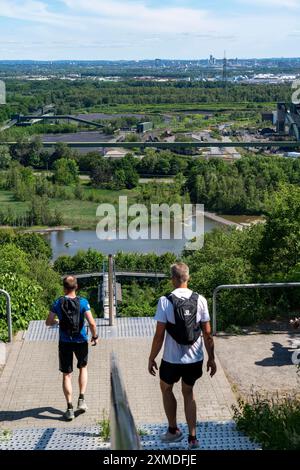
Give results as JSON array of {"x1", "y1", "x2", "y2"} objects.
[
  {"x1": 0, "y1": 186, "x2": 138, "y2": 230},
  {"x1": 0, "y1": 429, "x2": 12, "y2": 441},
  {"x1": 0, "y1": 190, "x2": 29, "y2": 215},
  {"x1": 97, "y1": 409, "x2": 110, "y2": 442}
]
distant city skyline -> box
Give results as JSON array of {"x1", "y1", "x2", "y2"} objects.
[{"x1": 0, "y1": 0, "x2": 300, "y2": 60}]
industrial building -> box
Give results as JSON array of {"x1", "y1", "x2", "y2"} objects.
[
  {"x1": 262, "y1": 102, "x2": 300, "y2": 141},
  {"x1": 137, "y1": 122, "x2": 153, "y2": 133}
]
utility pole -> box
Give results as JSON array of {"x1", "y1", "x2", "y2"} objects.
[{"x1": 108, "y1": 254, "x2": 114, "y2": 326}]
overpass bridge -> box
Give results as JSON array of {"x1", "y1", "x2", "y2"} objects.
[
  {"x1": 67, "y1": 259, "x2": 167, "y2": 322},
  {"x1": 13, "y1": 113, "x2": 105, "y2": 129},
  {"x1": 2, "y1": 140, "x2": 300, "y2": 150},
  {"x1": 74, "y1": 271, "x2": 167, "y2": 279}
]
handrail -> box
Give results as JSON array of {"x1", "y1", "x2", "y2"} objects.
[
  {"x1": 0, "y1": 289, "x2": 12, "y2": 343},
  {"x1": 212, "y1": 282, "x2": 300, "y2": 335},
  {"x1": 110, "y1": 353, "x2": 141, "y2": 450}
]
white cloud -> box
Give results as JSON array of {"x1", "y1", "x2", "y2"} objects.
[
  {"x1": 0, "y1": 0, "x2": 81, "y2": 28},
  {"x1": 61, "y1": 0, "x2": 216, "y2": 34},
  {"x1": 0, "y1": 0, "x2": 299, "y2": 59},
  {"x1": 239, "y1": 0, "x2": 300, "y2": 8}
]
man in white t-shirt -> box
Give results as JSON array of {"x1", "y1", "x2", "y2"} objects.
[{"x1": 148, "y1": 262, "x2": 217, "y2": 450}]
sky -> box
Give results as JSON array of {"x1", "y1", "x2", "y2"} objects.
[{"x1": 0, "y1": 0, "x2": 300, "y2": 60}]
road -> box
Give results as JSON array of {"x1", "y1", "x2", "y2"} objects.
[{"x1": 221, "y1": 136, "x2": 241, "y2": 159}]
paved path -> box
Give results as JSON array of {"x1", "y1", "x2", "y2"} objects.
[
  {"x1": 216, "y1": 333, "x2": 300, "y2": 398},
  {"x1": 0, "y1": 333, "x2": 235, "y2": 431}
]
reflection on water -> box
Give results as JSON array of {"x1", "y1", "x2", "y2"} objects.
[{"x1": 45, "y1": 217, "x2": 221, "y2": 260}]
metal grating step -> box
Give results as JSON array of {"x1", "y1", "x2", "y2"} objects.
[
  {"x1": 24, "y1": 317, "x2": 156, "y2": 342},
  {"x1": 0, "y1": 421, "x2": 260, "y2": 450}
]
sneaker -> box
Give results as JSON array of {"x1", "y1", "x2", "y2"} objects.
[
  {"x1": 188, "y1": 438, "x2": 200, "y2": 450},
  {"x1": 64, "y1": 408, "x2": 75, "y2": 421},
  {"x1": 77, "y1": 398, "x2": 88, "y2": 414},
  {"x1": 160, "y1": 429, "x2": 183, "y2": 443}
]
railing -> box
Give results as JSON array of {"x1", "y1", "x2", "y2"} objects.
[
  {"x1": 110, "y1": 353, "x2": 141, "y2": 450},
  {"x1": 0, "y1": 289, "x2": 12, "y2": 343},
  {"x1": 212, "y1": 282, "x2": 300, "y2": 335}
]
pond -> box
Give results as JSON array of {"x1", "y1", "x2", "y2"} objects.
[{"x1": 45, "y1": 217, "x2": 221, "y2": 260}]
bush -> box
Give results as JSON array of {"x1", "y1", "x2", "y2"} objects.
[
  {"x1": 0, "y1": 273, "x2": 47, "y2": 341},
  {"x1": 15, "y1": 232, "x2": 52, "y2": 259},
  {"x1": 0, "y1": 244, "x2": 30, "y2": 276},
  {"x1": 54, "y1": 249, "x2": 104, "y2": 274},
  {"x1": 233, "y1": 394, "x2": 300, "y2": 450}
]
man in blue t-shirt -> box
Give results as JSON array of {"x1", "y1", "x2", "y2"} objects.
[{"x1": 46, "y1": 275, "x2": 99, "y2": 421}]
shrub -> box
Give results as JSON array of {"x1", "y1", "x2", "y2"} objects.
[
  {"x1": 0, "y1": 273, "x2": 47, "y2": 341},
  {"x1": 233, "y1": 394, "x2": 300, "y2": 450}
]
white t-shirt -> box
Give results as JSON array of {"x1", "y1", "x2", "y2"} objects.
[{"x1": 154, "y1": 288, "x2": 210, "y2": 365}]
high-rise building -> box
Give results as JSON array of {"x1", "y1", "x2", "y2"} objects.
[{"x1": 209, "y1": 55, "x2": 216, "y2": 66}]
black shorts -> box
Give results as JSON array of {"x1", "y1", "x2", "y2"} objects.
[
  {"x1": 159, "y1": 359, "x2": 203, "y2": 387},
  {"x1": 59, "y1": 341, "x2": 88, "y2": 374}
]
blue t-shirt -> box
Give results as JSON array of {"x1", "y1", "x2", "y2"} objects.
[{"x1": 51, "y1": 296, "x2": 91, "y2": 343}]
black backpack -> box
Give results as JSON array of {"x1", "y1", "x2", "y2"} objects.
[
  {"x1": 166, "y1": 292, "x2": 201, "y2": 346},
  {"x1": 59, "y1": 296, "x2": 83, "y2": 338}
]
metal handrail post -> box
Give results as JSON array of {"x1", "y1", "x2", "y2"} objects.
[
  {"x1": 110, "y1": 353, "x2": 141, "y2": 450},
  {"x1": 212, "y1": 282, "x2": 300, "y2": 335},
  {"x1": 108, "y1": 254, "x2": 114, "y2": 326},
  {"x1": 0, "y1": 289, "x2": 12, "y2": 343}
]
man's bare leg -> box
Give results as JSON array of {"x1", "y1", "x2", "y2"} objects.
[
  {"x1": 79, "y1": 366, "x2": 88, "y2": 395},
  {"x1": 63, "y1": 373, "x2": 73, "y2": 404},
  {"x1": 182, "y1": 381, "x2": 197, "y2": 437},
  {"x1": 160, "y1": 380, "x2": 177, "y2": 428}
]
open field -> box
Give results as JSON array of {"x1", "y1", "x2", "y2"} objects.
[{"x1": 0, "y1": 187, "x2": 138, "y2": 229}]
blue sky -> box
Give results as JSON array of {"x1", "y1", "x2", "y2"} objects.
[{"x1": 0, "y1": 0, "x2": 299, "y2": 60}]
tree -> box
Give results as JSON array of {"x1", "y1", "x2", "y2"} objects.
[
  {"x1": 53, "y1": 158, "x2": 79, "y2": 186},
  {"x1": 0, "y1": 145, "x2": 12, "y2": 169},
  {"x1": 52, "y1": 142, "x2": 74, "y2": 161},
  {"x1": 16, "y1": 232, "x2": 52, "y2": 259},
  {"x1": 254, "y1": 184, "x2": 300, "y2": 278},
  {"x1": 90, "y1": 157, "x2": 113, "y2": 187}
]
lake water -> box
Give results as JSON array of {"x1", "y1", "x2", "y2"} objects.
[{"x1": 46, "y1": 217, "x2": 221, "y2": 259}]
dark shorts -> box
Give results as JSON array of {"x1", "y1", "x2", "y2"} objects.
[
  {"x1": 59, "y1": 341, "x2": 88, "y2": 374},
  {"x1": 159, "y1": 359, "x2": 203, "y2": 387}
]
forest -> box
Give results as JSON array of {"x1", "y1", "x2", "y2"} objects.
[
  {"x1": 1, "y1": 140, "x2": 300, "y2": 227},
  {"x1": 0, "y1": 79, "x2": 291, "y2": 124}
]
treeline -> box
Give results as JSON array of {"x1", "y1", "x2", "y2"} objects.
[
  {"x1": 186, "y1": 156, "x2": 300, "y2": 214},
  {"x1": 2, "y1": 140, "x2": 300, "y2": 216},
  {"x1": 1, "y1": 79, "x2": 291, "y2": 122}
]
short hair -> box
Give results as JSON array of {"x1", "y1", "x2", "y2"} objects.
[
  {"x1": 171, "y1": 262, "x2": 190, "y2": 284},
  {"x1": 63, "y1": 275, "x2": 78, "y2": 292}
]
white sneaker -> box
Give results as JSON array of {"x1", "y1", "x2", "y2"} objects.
[
  {"x1": 77, "y1": 398, "x2": 88, "y2": 413},
  {"x1": 160, "y1": 429, "x2": 183, "y2": 443}
]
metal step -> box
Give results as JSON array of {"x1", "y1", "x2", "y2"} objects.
[{"x1": 24, "y1": 317, "x2": 156, "y2": 342}]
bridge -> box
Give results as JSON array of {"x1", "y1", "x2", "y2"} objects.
[
  {"x1": 74, "y1": 271, "x2": 167, "y2": 279},
  {"x1": 71, "y1": 262, "x2": 166, "y2": 323},
  {"x1": 2, "y1": 140, "x2": 300, "y2": 149},
  {"x1": 13, "y1": 113, "x2": 105, "y2": 129}
]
